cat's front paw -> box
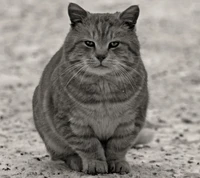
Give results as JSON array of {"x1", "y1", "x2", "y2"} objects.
[
  {"x1": 108, "y1": 160, "x2": 130, "y2": 174},
  {"x1": 82, "y1": 159, "x2": 108, "y2": 175},
  {"x1": 65, "y1": 154, "x2": 82, "y2": 172}
]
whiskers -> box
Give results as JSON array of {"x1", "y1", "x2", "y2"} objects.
[
  {"x1": 111, "y1": 60, "x2": 144, "y2": 93},
  {"x1": 119, "y1": 63, "x2": 144, "y2": 80},
  {"x1": 64, "y1": 65, "x2": 87, "y2": 88},
  {"x1": 114, "y1": 66, "x2": 137, "y2": 92},
  {"x1": 79, "y1": 66, "x2": 88, "y2": 88},
  {"x1": 60, "y1": 61, "x2": 84, "y2": 76},
  {"x1": 52, "y1": 61, "x2": 85, "y2": 86}
]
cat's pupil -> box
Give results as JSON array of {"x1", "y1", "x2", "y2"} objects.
[
  {"x1": 109, "y1": 41, "x2": 119, "y2": 48},
  {"x1": 85, "y1": 41, "x2": 95, "y2": 47}
]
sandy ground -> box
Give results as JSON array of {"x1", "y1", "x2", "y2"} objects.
[{"x1": 0, "y1": 0, "x2": 200, "y2": 177}]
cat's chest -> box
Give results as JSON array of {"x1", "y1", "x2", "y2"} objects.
[
  {"x1": 89, "y1": 111, "x2": 118, "y2": 140},
  {"x1": 78, "y1": 103, "x2": 134, "y2": 140}
]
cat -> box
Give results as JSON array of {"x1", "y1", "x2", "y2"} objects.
[{"x1": 32, "y1": 2, "x2": 153, "y2": 175}]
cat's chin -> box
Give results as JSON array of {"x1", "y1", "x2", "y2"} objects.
[{"x1": 88, "y1": 66, "x2": 112, "y2": 76}]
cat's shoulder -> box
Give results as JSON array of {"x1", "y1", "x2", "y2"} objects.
[
  {"x1": 40, "y1": 47, "x2": 63, "y2": 85},
  {"x1": 44, "y1": 46, "x2": 63, "y2": 74}
]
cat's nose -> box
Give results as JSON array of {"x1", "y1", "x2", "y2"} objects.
[{"x1": 96, "y1": 54, "x2": 106, "y2": 63}]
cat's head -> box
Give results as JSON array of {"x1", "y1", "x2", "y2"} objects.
[{"x1": 64, "y1": 3, "x2": 141, "y2": 76}]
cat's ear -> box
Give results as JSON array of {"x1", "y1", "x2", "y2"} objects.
[
  {"x1": 68, "y1": 3, "x2": 88, "y2": 26},
  {"x1": 120, "y1": 5, "x2": 140, "y2": 29}
]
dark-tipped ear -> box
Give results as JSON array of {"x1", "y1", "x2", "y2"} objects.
[
  {"x1": 68, "y1": 3, "x2": 87, "y2": 26},
  {"x1": 120, "y1": 5, "x2": 140, "y2": 29}
]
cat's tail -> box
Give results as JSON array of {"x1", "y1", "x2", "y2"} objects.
[
  {"x1": 133, "y1": 128, "x2": 155, "y2": 146},
  {"x1": 132, "y1": 121, "x2": 157, "y2": 146}
]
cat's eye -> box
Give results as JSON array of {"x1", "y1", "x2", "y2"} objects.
[
  {"x1": 109, "y1": 41, "x2": 120, "y2": 48},
  {"x1": 85, "y1": 41, "x2": 95, "y2": 47}
]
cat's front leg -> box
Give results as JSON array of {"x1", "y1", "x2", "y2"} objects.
[
  {"x1": 106, "y1": 109, "x2": 146, "y2": 174},
  {"x1": 77, "y1": 138, "x2": 108, "y2": 174},
  {"x1": 105, "y1": 136, "x2": 132, "y2": 174},
  {"x1": 65, "y1": 129, "x2": 108, "y2": 174}
]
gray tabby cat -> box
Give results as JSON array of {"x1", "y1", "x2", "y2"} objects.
[{"x1": 32, "y1": 3, "x2": 153, "y2": 175}]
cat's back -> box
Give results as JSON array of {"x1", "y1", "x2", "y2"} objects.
[
  {"x1": 32, "y1": 47, "x2": 64, "y2": 141},
  {"x1": 33, "y1": 47, "x2": 63, "y2": 103},
  {"x1": 39, "y1": 47, "x2": 63, "y2": 94}
]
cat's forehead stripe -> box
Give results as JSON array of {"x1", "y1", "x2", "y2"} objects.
[{"x1": 88, "y1": 14, "x2": 119, "y2": 41}]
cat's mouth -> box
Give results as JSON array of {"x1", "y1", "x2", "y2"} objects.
[
  {"x1": 94, "y1": 64, "x2": 108, "y2": 69},
  {"x1": 88, "y1": 64, "x2": 111, "y2": 75}
]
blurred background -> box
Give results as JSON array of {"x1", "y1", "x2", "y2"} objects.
[{"x1": 0, "y1": 0, "x2": 200, "y2": 177}]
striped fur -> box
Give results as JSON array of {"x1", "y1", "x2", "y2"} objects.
[{"x1": 32, "y1": 3, "x2": 150, "y2": 175}]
